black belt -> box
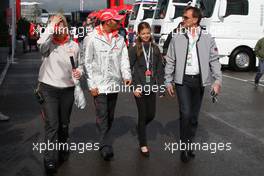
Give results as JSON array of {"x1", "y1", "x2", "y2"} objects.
[
  {"x1": 184, "y1": 74, "x2": 201, "y2": 79},
  {"x1": 39, "y1": 82, "x2": 74, "y2": 90}
]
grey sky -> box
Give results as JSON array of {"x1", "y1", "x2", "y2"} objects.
[{"x1": 28, "y1": 0, "x2": 135, "y2": 12}]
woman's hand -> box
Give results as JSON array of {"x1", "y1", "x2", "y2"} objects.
[
  {"x1": 124, "y1": 79, "x2": 132, "y2": 86},
  {"x1": 72, "y1": 69, "x2": 81, "y2": 80},
  {"x1": 50, "y1": 15, "x2": 62, "y2": 27},
  {"x1": 134, "y1": 88, "x2": 142, "y2": 98},
  {"x1": 90, "y1": 88, "x2": 99, "y2": 97}
]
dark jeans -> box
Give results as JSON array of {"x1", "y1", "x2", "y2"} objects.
[
  {"x1": 255, "y1": 60, "x2": 264, "y2": 84},
  {"x1": 93, "y1": 93, "x2": 118, "y2": 148},
  {"x1": 135, "y1": 92, "x2": 156, "y2": 147},
  {"x1": 39, "y1": 83, "x2": 74, "y2": 162},
  {"x1": 175, "y1": 75, "x2": 204, "y2": 145},
  {"x1": 28, "y1": 38, "x2": 38, "y2": 51}
]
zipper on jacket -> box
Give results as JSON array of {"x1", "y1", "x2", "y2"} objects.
[
  {"x1": 196, "y1": 29, "x2": 203, "y2": 87},
  {"x1": 182, "y1": 34, "x2": 189, "y2": 84},
  {"x1": 196, "y1": 43, "x2": 203, "y2": 87}
]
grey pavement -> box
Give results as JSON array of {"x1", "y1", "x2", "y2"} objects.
[{"x1": 0, "y1": 52, "x2": 264, "y2": 176}]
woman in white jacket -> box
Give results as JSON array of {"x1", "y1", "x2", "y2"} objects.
[{"x1": 37, "y1": 14, "x2": 83, "y2": 174}]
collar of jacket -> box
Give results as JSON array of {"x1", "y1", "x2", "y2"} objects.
[
  {"x1": 52, "y1": 35, "x2": 70, "y2": 45},
  {"x1": 94, "y1": 25, "x2": 120, "y2": 46},
  {"x1": 96, "y1": 25, "x2": 119, "y2": 38}
]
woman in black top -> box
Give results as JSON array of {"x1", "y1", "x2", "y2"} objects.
[{"x1": 129, "y1": 22, "x2": 165, "y2": 156}]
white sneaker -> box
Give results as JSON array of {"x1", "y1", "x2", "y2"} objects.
[{"x1": 0, "y1": 112, "x2": 10, "y2": 121}]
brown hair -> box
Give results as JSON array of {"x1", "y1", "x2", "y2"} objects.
[
  {"x1": 183, "y1": 6, "x2": 202, "y2": 25},
  {"x1": 136, "y1": 22, "x2": 155, "y2": 58},
  {"x1": 56, "y1": 13, "x2": 68, "y2": 27}
]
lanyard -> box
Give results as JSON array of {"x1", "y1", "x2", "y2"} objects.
[
  {"x1": 142, "y1": 43, "x2": 152, "y2": 70},
  {"x1": 188, "y1": 37, "x2": 198, "y2": 52},
  {"x1": 188, "y1": 33, "x2": 198, "y2": 53}
]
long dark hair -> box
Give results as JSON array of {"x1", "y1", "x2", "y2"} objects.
[{"x1": 136, "y1": 22, "x2": 155, "y2": 58}]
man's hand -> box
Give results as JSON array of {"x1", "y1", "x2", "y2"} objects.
[
  {"x1": 212, "y1": 83, "x2": 221, "y2": 95},
  {"x1": 90, "y1": 88, "x2": 99, "y2": 97},
  {"x1": 124, "y1": 79, "x2": 132, "y2": 86},
  {"x1": 134, "y1": 88, "x2": 142, "y2": 98},
  {"x1": 72, "y1": 69, "x2": 81, "y2": 80},
  {"x1": 166, "y1": 84, "x2": 175, "y2": 97}
]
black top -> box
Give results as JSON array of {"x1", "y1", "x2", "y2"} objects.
[{"x1": 129, "y1": 43, "x2": 165, "y2": 94}]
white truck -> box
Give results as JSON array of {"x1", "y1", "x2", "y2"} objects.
[
  {"x1": 152, "y1": 0, "x2": 264, "y2": 71},
  {"x1": 128, "y1": 0, "x2": 158, "y2": 32}
]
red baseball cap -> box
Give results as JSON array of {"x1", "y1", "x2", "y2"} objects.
[
  {"x1": 96, "y1": 9, "x2": 104, "y2": 19},
  {"x1": 88, "y1": 11, "x2": 97, "y2": 18},
  {"x1": 99, "y1": 9, "x2": 124, "y2": 22}
]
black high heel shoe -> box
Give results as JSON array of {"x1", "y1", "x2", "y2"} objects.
[
  {"x1": 58, "y1": 150, "x2": 70, "y2": 165},
  {"x1": 44, "y1": 160, "x2": 57, "y2": 175},
  {"x1": 188, "y1": 150, "x2": 195, "y2": 158},
  {"x1": 100, "y1": 145, "x2": 114, "y2": 161},
  {"x1": 180, "y1": 150, "x2": 191, "y2": 163},
  {"x1": 140, "y1": 146, "x2": 150, "y2": 157}
]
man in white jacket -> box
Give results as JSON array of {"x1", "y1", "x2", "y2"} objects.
[{"x1": 84, "y1": 9, "x2": 132, "y2": 161}]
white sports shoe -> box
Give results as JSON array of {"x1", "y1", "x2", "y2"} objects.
[{"x1": 0, "y1": 112, "x2": 10, "y2": 121}]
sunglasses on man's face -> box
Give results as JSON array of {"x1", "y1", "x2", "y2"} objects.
[{"x1": 182, "y1": 16, "x2": 191, "y2": 20}]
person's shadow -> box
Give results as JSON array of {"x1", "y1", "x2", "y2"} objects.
[
  {"x1": 70, "y1": 122, "x2": 97, "y2": 143},
  {"x1": 163, "y1": 119, "x2": 181, "y2": 141},
  {"x1": 164, "y1": 118, "x2": 210, "y2": 144},
  {"x1": 111, "y1": 116, "x2": 167, "y2": 146},
  {"x1": 70, "y1": 114, "x2": 167, "y2": 149},
  {"x1": 70, "y1": 115, "x2": 137, "y2": 146}
]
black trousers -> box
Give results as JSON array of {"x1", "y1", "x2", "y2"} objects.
[
  {"x1": 94, "y1": 93, "x2": 118, "y2": 148},
  {"x1": 255, "y1": 60, "x2": 264, "y2": 84},
  {"x1": 39, "y1": 83, "x2": 74, "y2": 162},
  {"x1": 175, "y1": 75, "x2": 204, "y2": 145},
  {"x1": 135, "y1": 92, "x2": 156, "y2": 147}
]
